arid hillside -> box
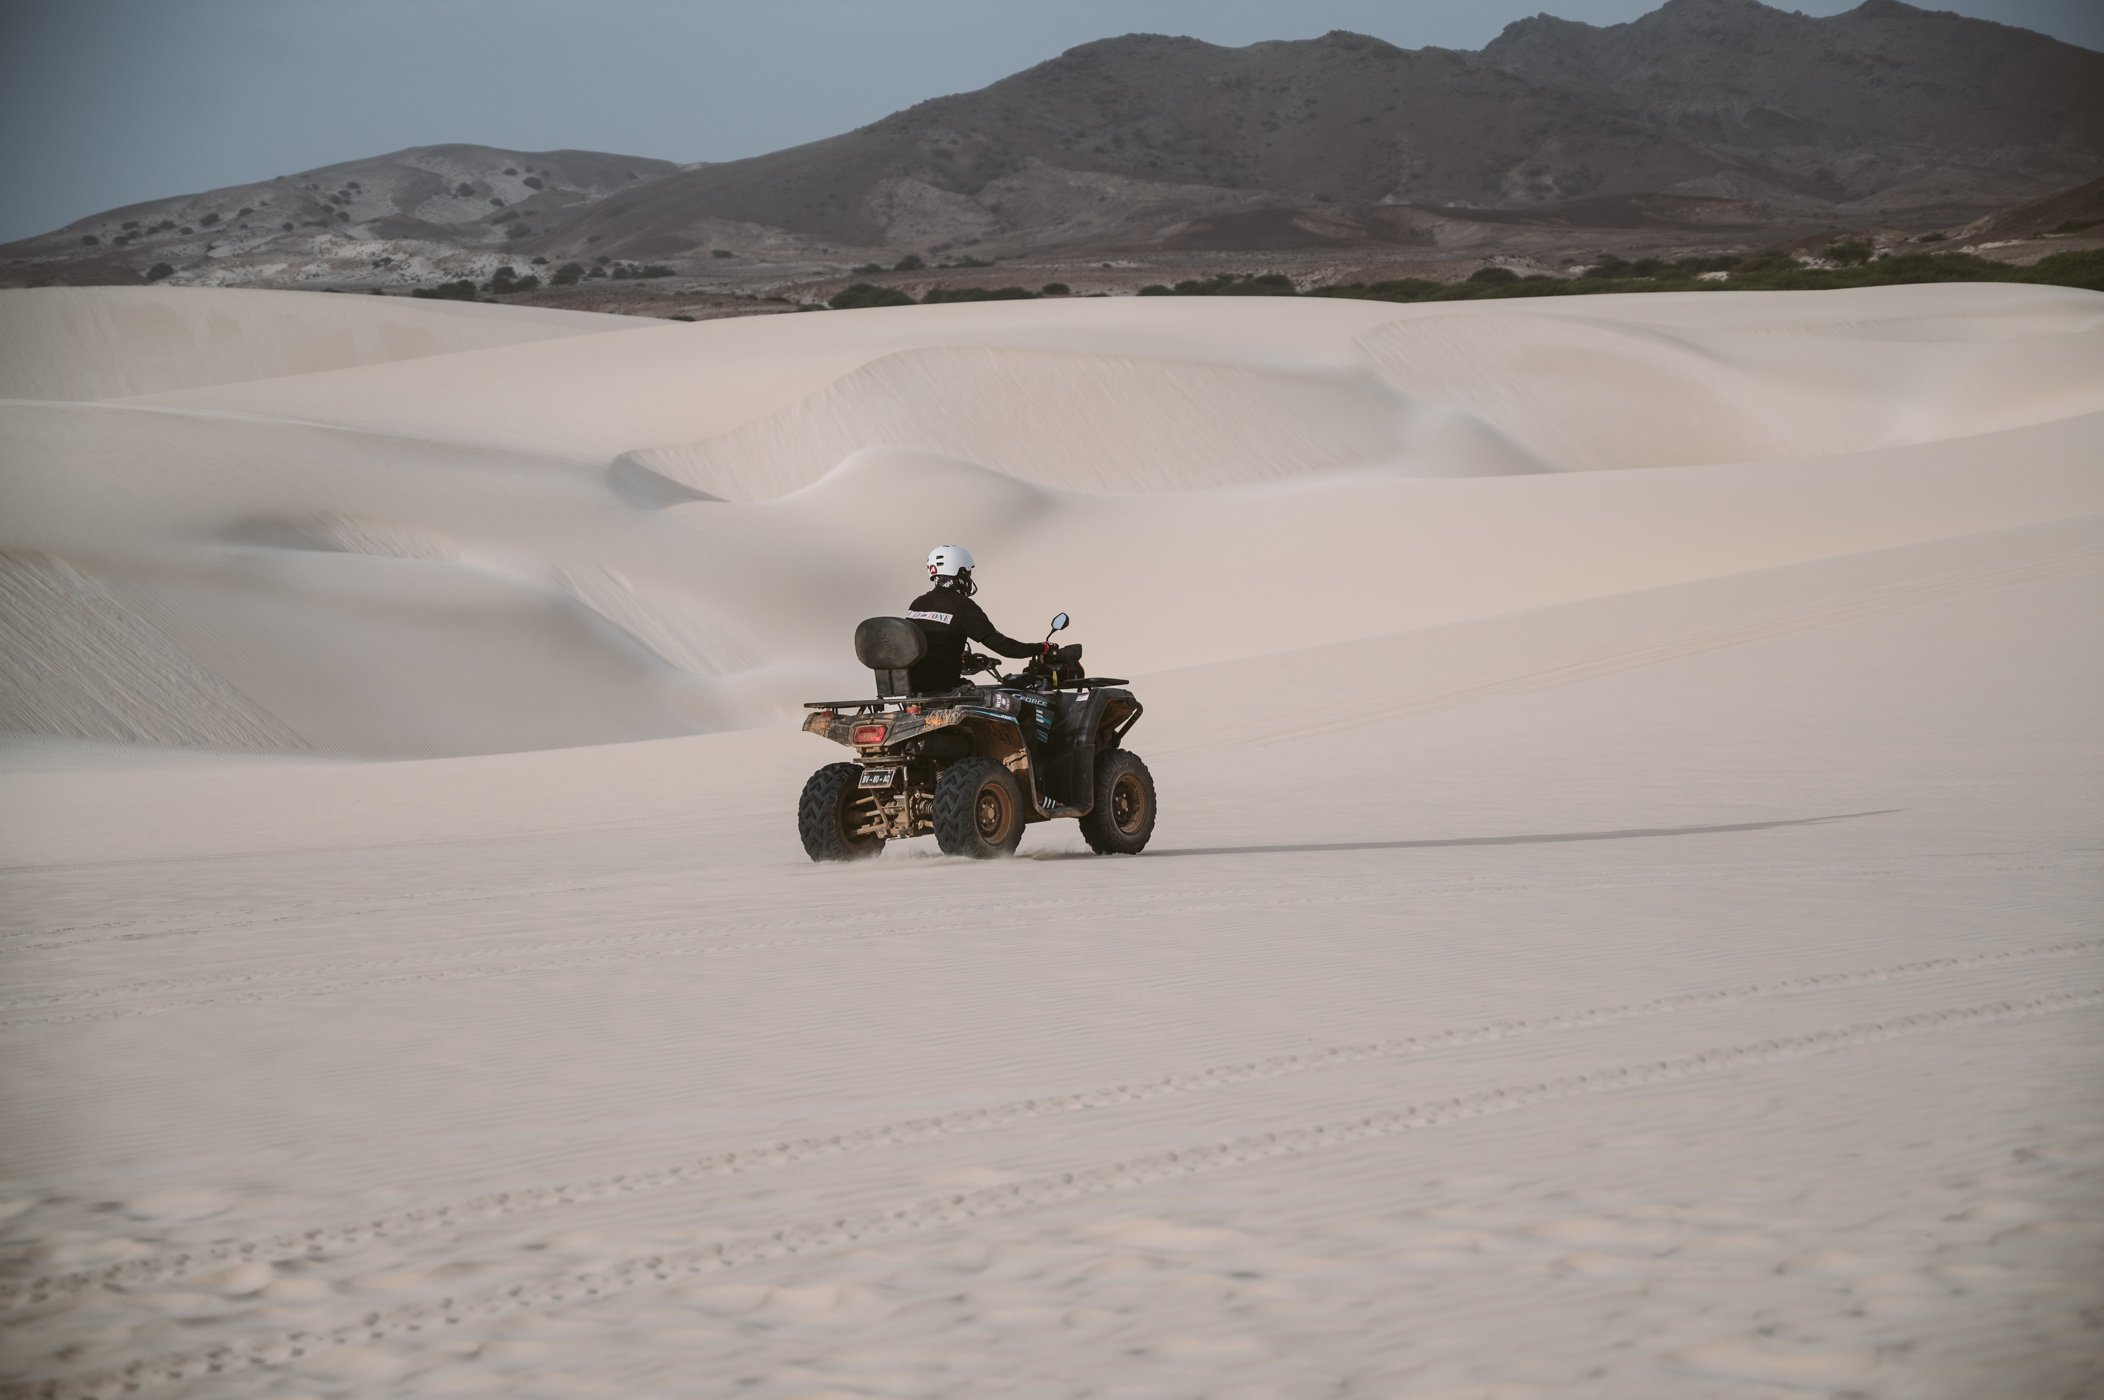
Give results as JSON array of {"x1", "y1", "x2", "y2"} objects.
[{"x1": 2, "y1": 0, "x2": 2098, "y2": 293}]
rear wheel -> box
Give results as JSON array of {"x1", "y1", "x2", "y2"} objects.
[
  {"x1": 798, "y1": 762, "x2": 885, "y2": 862},
  {"x1": 933, "y1": 758, "x2": 1024, "y2": 859},
  {"x1": 1079, "y1": 749, "x2": 1156, "y2": 855}
]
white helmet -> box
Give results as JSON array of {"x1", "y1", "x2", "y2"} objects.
[{"x1": 926, "y1": 544, "x2": 975, "y2": 579}]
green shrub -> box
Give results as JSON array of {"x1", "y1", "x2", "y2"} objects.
[
  {"x1": 893, "y1": 254, "x2": 925, "y2": 271},
  {"x1": 145, "y1": 262, "x2": 174, "y2": 280},
  {"x1": 411, "y1": 279, "x2": 479, "y2": 301},
  {"x1": 1041, "y1": 282, "x2": 1071, "y2": 295},
  {"x1": 829, "y1": 283, "x2": 916, "y2": 309},
  {"x1": 1468, "y1": 266, "x2": 1519, "y2": 284},
  {"x1": 2018, "y1": 247, "x2": 2104, "y2": 292},
  {"x1": 522, "y1": 176, "x2": 544, "y2": 190},
  {"x1": 922, "y1": 285, "x2": 1038, "y2": 303},
  {"x1": 551, "y1": 261, "x2": 585, "y2": 285},
  {"x1": 1822, "y1": 240, "x2": 1873, "y2": 266}
]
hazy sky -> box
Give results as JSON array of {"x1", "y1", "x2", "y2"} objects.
[{"x1": 2, "y1": 0, "x2": 2097, "y2": 242}]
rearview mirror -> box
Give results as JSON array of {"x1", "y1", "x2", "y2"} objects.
[{"x1": 1050, "y1": 613, "x2": 1069, "y2": 632}]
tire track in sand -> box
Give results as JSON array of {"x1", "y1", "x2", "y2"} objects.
[
  {"x1": 5, "y1": 938, "x2": 2094, "y2": 1310},
  {"x1": 9, "y1": 989, "x2": 2095, "y2": 1400},
  {"x1": 5, "y1": 852, "x2": 2093, "y2": 1026}
]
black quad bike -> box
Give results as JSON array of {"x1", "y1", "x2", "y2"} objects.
[{"x1": 798, "y1": 612, "x2": 1156, "y2": 860}]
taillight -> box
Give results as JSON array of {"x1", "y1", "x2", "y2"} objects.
[{"x1": 851, "y1": 723, "x2": 889, "y2": 746}]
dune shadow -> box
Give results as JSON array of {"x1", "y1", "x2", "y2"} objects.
[{"x1": 1066, "y1": 809, "x2": 1900, "y2": 861}]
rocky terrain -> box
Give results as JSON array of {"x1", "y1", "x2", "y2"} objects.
[{"x1": 2, "y1": 0, "x2": 2098, "y2": 301}]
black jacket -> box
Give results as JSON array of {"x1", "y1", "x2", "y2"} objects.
[{"x1": 905, "y1": 582, "x2": 1038, "y2": 693}]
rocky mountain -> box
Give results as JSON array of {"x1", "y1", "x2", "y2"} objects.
[
  {"x1": 3, "y1": 0, "x2": 2098, "y2": 290},
  {"x1": 1952, "y1": 173, "x2": 2104, "y2": 243},
  {"x1": 552, "y1": 31, "x2": 1730, "y2": 261},
  {"x1": 3, "y1": 145, "x2": 679, "y2": 287},
  {"x1": 1483, "y1": 0, "x2": 2104, "y2": 211}
]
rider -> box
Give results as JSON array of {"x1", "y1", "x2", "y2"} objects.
[{"x1": 905, "y1": 545, "x2": 1041, "y2": 693}]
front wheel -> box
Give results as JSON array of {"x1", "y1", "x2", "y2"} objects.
[
  {"x1": 933, "y1": 757, "x2": 1025, "y2": 859},
  {"x1": 799, "y1": 762, "x2": 885, "y2": 862},
  {"x1": 1079, "y1": 749, "x2": 1156, "y2": 855}
]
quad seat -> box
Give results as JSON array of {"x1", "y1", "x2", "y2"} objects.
[{"x1": 854, "y1": 616, "x2": 927, "y2": 698}]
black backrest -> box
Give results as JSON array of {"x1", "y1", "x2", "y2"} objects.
[{"x1": 855, "y1": 616, "x2": 927, "y2": 697}]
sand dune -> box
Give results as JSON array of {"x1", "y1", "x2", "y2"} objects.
[
  {"x1": 0, "y1": 286, "x2": 634, "y2": 402},
  {"x1": 1, "y1": 283, "x2": 2099, "y2": 1398},
  {"x1": 4, "y1": 283, "x2": 2101, "y2": 757}
]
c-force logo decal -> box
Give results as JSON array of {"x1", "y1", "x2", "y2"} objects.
[{"x1": 906, "y1": 609, "x2": 954, "y2": 624}]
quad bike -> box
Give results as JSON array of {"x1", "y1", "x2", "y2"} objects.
[{"x1": 798, "y1": 612, "x2": 1156, "y2": 860}]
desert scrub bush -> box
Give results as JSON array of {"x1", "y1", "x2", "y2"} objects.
[
  {"x1": 80, "y1": 234, "x2": 99, "y2": 245},
  {"x1": 712, "y1": 248, "x2": 735, "y2": 258},
  {"x1": 829, "y1": 282, "x2": 916, "y2": 309},
  {"x1": 640, "y1": 264, "x2": 677, "y2": 278},
  {"x1": 1822, "y1": 240, "x2": 1873, "y2": 266},
  {"x1": 145, "y1": 262, "x2": 174, "y2": 280},
  {"x1": 200, "y1": 212, "x2": 221, "y2": 226},
  {"x1": 412, "y1": 279, "x2": 479, "y2": 301},
  {"x1": 2017, "y1": 247, "x2": 2104, "y2": 291},
  {"x1": 1467, "y1": 266, "x2": 1519, "y2": 284},
  {"x1": 893, "y1": 253, "x2": 925, "y2": 271},
  {"x1": 523, "y1": 176, "x2": 544, "y2": 190},
  {"x1": 1041, "y1": 282, "x2": 1070, "y2": 295},
  {"x1": 455, "y1": 182, "x2": 474, "y2": 197},
  {"x1": 551, "y1": 261, "x2": 585, "y2": 285},
  {"x1": 922, "y1": 285, "x2": 1038, "y2": 303}
]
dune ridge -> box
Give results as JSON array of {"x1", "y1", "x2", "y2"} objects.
[{"x1": 2, "y1": 283, "x2": 2099, "y2": 757}]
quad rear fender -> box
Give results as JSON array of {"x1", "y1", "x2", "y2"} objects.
[{"x1": 802, "y1": 705, "x2": 1044, "y2": 811}]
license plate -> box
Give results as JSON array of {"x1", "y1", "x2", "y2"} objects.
[{"x1": 859, "y1": 767, "x2": 898, "y2": 788}]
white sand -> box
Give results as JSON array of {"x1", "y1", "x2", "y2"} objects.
[{"x1": 1, "y1": 284, "x2": 2100, "y2": 1398}]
